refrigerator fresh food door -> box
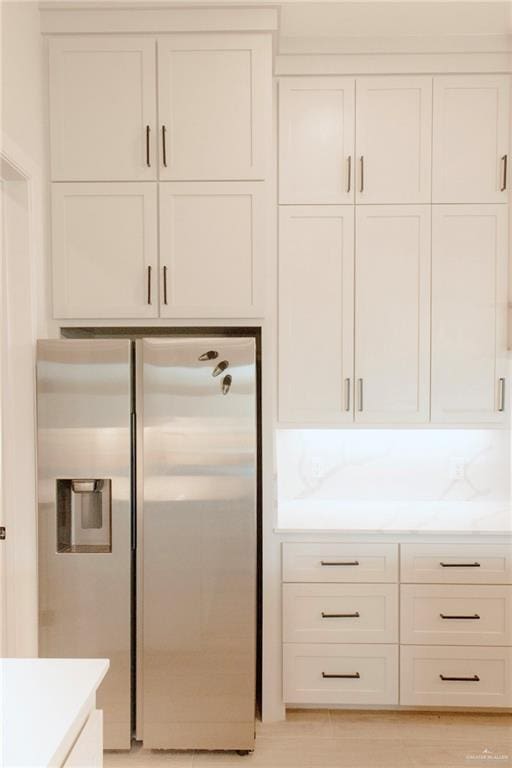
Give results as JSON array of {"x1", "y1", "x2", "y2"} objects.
[
  {"x1": 37, "y1": 339, "x2": 132, "y2": 749},
  {"x1": 140, "y1": 337, "x2": 257, "y2": 750}
]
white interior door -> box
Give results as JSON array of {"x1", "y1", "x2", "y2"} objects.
[
  {"x1": 49, "y1": 37, "x2": 157, "y2": 181},
  {"x1": 52, "y1": 183, "x2": 158, "y2": 319},
  {"x1": 355, "y1": 205, "x2": 431, "y2": 424},
  {"x1": 433, "y1": 75, "x2": 510, "y2": 203},
  {"x1": 159, "y1": 181, "x2": 265, "y2": 317},
  {"x1": 279, "y1": 206, "x2": 354, "y2": 424},
  {"x1": 355, "y1": 76, "x2": 432, "y2": 204},
  {"x1": 279, "y1": 77, "x2": 355, "y2": 204},
  {"x1": 431, "y1": 205, "x2": 508, "y2": 424},
  {"x1": 158, "y1": 34, "x2": 271, "y2": 180}
]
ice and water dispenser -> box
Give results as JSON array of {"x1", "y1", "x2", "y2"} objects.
[{"x1": 56, "y1": 479, "x2": 112, "y2": 552}]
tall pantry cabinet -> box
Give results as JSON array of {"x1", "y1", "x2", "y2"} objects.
[
  {"x1": 49, "y1": 33, "x2": 272, "y2": 319},
  {"x1": 278, "y1": 74, "x2": 510, "y2": 426}
]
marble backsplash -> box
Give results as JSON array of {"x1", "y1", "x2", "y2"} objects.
[{"x1": 276, "y1": 429, "x2": 512, "y2": 532}]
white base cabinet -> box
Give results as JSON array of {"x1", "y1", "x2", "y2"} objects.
[
  {"x1": 64, "y1": 710, "x2": 103, "y2": 768},
  {"x1": 283, "y1": 541, "x2": 512, "y2": 710},
  {"x1": 284, "y1": 644, "x2": 399, "y2": 706},
  {"x1": 400, "y1": 646, "x2": 512, "y2": 708}
]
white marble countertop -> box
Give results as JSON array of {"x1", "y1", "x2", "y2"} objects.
[{"x1": 0, "y1": 658, "x2": 109, "y2": 768}]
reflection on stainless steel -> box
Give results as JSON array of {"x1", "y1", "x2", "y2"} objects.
[
  {"x1": 141, "y1": 338, "x2": 257, "y2": 751},
  {"x1": 37, "y1": 340, "x2": 131, "y2": 749}
]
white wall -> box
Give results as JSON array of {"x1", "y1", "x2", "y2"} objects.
[{"x1": 1, "y1": 0, "x2": 47, "y2": 656}]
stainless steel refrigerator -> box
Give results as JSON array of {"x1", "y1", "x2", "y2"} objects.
[{"x1": 37, "y1": 336, "x2": 257, "y2": 752}]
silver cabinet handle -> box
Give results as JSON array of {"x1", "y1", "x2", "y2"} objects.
[
  {"x1": 346, "y1": 155, "x2": 352, "y2": 194},
  {"x1": 163, "y1": 265, "x2": 168, "y2": 305},
  {"x1": 344, "y1": 378, "x2": 351, "y2": 411},
  {"x1": 357, "y1": 378, "x2": 363, "y2": 412},
  {"x1": 440, "y1": 674, "x2": 480, "y2": 682},
  {"x1": 501, "y1": 155, "x2": 508, "y2": 191},
  {"x1": 322, "y1": 611, "x2": 360, "y2": 619},
  {"x1": 145, "y1": 125, "x2": 151, "y2": 167},
  {"x1": 322, "y1": 671, "x2": 360, "y2": 679},
  {"x1": 498, "y1": 377, "x2": 506, "y2": 412},
  {"x1": 321, "y1": 560, "x2": 359, "y2": 567},
  {"x1": 147, "y1": 265, "x2": 152, "y2": 305},
  {"x1": 162, "y1": 125, "x2": 168, "y2": 168},
  {"x1": 359, "y1": 156, "x2": 364, "y2": 193}
]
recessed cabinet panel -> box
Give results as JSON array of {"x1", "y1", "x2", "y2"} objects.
[
  {"x1": 159, "y1": 182, "x2": 264, "y2": 318},
  {"x1": 355, "y1": 206, "x2": 431, "y2": 423},
  {"x1": 279, "y1": 206, "x2": 354, "y2": 424},
  {"x1": 49, "y1": 38, "x2": 157, "y2": 181},
  {"x1": 431, "y1": 205, "x2": 508, "y2": 424},
  {"x1": 279, "y1": 78, "x2": 355, "y2": 204},
  {"x1": 52, "y1": 183, "x2": 158, "y2": 319},
  {"x1": 158, "y1": 34, "x2": 270, "y2": 180},
  {"x1": 356, "y1": 77, "x2": 432, "y2": 204},
  {"x1": 433, "y1": 75, "x2": 510, "y2": 203}
]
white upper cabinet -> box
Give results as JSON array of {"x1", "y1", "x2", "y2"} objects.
[
  {"x1": 354, "y1": 206, "x2": 431, "y2": 424},
  {"x1": 433, "y1": 76, "x2": 510, "y2": 203},
  {"x1": 52, "y1": 183, "x2": 158, "y2": 319},
  {"x1": 49, "y1": 37, "x2": 157, "y2": 181},
  {"x1": 431, "y1": 205, "x2": 508, "y2": 424},
  {"x1": 158, "y1": 34, "x2": 271, "y2": 180},
  {"x1": 355, "y1": 77, "x2": 432, "y2": 204},
  {"x1": 279, "y1": 78, "x2": 355, "y2": 204},
  {"x1": 279, "y1": 206, "x2": 354, "y2": 424},
  {"x1": 159, "y1": 182, "x2": 265, "y2": 317},
  {"x1": 278, "y1": 76, "x2": 432, "y2": 205}
]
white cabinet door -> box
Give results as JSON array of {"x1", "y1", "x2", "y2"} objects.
[
  {"x1": 355, "y1": 77, "x2": 432, "y2": 204},
  {"x1": 355, "y1": 206, "x2": 430, "y2": 424},
  {"x1": 64, "y1": 710, "x2": 103, "y2": 768},
  {"x1": 433, "y1": 75, "x2": 510, "y2": 203},
  {"x1": 52, "y1": 183, "x2": 158, "y2": 319},
  {"x1": 159, "y1": 182, "x2": 264, "y2": 317},
  {"x1": 158, "y1": 34, "x2": 271, "y2": 180},
  {"x1": 49, "y1": 38, "x2": 157, "y2": 181},
  {"x1": 431, "y1": 205, "x2": 508, "y2": 424},
  {"x1": 279, "y1": 78, "x2": 355, "y2": 204},
  {"x1": 279, "y1": 206, "x2": 354, "y2": 424}
]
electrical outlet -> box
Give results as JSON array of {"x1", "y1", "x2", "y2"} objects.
[
  {"x1": 449, "y1": 457, "x2": 466, "y2": 481},
  {"x1": 311, "y1": 456, "x2": 323, "y2": 479}
]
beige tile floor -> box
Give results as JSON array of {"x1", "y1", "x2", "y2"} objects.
[{"x1": 104, "y1": 710, "x2": 512, "y2": 767}]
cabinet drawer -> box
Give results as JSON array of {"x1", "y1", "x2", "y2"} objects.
[
  {"x1": 283, "y1": 583, "x2": 398, "y2": 644},
  {"x1": 400, "y1": 646, "x2": 512, "y2": 708},
  {"x1": 401, "y1": 543, "x2": 512, "y2": 584},
  {"x1": 282, "y1": 543, "x2": 398, "y2": 583},
  {"x1": 284, "y1": 643, "x2": 398, "y2": 705},
  {"x1": 400, "y1": 585, "x2": 512, "y2": 646}
]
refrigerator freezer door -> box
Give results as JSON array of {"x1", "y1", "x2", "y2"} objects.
[
  {"x1": 37, "y1": 339, "x2": 132, "y2": 749},
  {"x1": 141, "y1": 337, "x2": 257, "y2": 750}
]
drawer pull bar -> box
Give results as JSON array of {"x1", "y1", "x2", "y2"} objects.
[
  {"x1": 440, "y1": 562, "x2": 481, "y2": 568},
  {"x1": 320, "y1": 560, "x2": 360, "y2": 567},
  {"x1": 322, "y1": 672, "x2": 360, "y2": 679},
  {"x1": 440, "y1": 613, "x2": 480, "y2": 620},
  {"x1": 440, "y1": 674, "x2": 480, "y2": 682},
  {"x1": 322, "y1": 611, "x2": 360, "y2": 619}
]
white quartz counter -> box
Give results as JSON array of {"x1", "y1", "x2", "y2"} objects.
[{"x1": 0, "y1": 658, "x2": 109, "y2": 768}]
